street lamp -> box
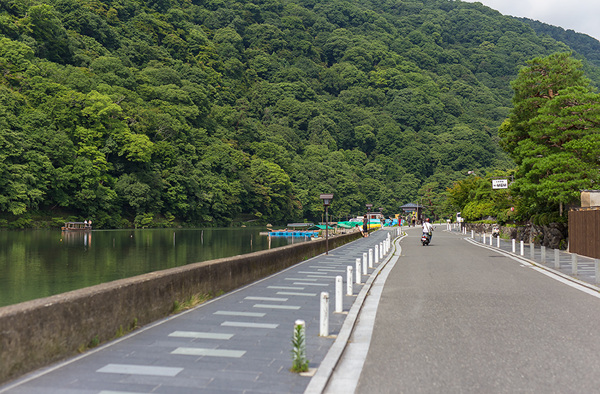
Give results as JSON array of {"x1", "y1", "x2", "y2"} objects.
[
  {"x1": 320, "y1": 194, "x2": 334, "y2": 255},
  {"x1": 365, "y1": 204, "x2": 373, "y2": 234}
]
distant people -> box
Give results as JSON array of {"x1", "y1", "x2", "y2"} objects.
[
  {"x1": 363, "y1": 215, "x2": 369, "y2": 237},
  {"x1": 411, "y1": 217, "x2": 416, "y2": 227},
  {"x1": 356, "y1": 224, "x2": 366, "y2": 237}
]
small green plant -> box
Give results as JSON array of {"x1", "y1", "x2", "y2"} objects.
[
  {"x1": 172, "y1": 300, "x2": 182, "y2": 313},
  {"x1": 290, "y1": 321, "x2": 309, "y2": 373},
  {"x1": 172, "y1": 293, "x2": 213, "y2": 314},
  {"x1": 88, "y1": 335, "x2": 100, "y2": 349}
]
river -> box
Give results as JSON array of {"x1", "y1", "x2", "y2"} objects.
[{"x1": 0, "y1": 228, "x2": 310, "y2": 308}]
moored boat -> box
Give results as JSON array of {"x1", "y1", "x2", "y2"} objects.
[{"x1": 61, "y1": 222, "x2": 92, "y2": 231}]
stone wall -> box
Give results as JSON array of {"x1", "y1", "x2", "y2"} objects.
[
  {"x1": 465, "y1": 222, "x2": 568, "y2": 249},
  {"x1": 0, "y1": 231, "x2": 361, "y2": 384}
]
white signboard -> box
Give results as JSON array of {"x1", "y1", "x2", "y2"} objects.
[{"x1": 492, "y1": 179, "x2": 508, "y2": 189}]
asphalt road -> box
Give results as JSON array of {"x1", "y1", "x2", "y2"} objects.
[{"x1": 355, "y1": 226, "x2": 600, "y2": 393}]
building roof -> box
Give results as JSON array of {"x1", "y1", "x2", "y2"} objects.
[{"x1": 400, "y1": 203, "x2": 422, "y2": 208}]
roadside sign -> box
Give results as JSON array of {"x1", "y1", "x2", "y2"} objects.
[{"x1": 492, "y1": 179, "x2": 508, "y2": 189}]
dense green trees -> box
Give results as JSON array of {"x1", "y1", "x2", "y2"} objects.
[
  {"x1": 499, "y1": 53, "x2": 600, "y2": 217},
  {"x1": 1, "y1": 0, "x2": 599, "y2": 227}
]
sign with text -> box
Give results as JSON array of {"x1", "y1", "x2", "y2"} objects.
[{"x1": 492, "y1": 179, "x2": 508, "y2": 189}]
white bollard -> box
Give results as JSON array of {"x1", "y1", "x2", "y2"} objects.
[
  {"x1": 483, "y1": 233, "x2": 486, "y2": 244},
  {"x1": 489, "y1": 234, "x2": 493, "y2": 246},
  {"x1": 362, "y1": 252, "x2": 368, "y2": 275},
  {"x1": 520, "y1": 240, "x2": 524, "y2": 256},
  {"x1": 554, "y1": 249, "x2": 560, "y2": 269},
  {"x1": 335, "y1": 276, "x2": 343, "y2": 313},
  {"x1": 572, "y1": 254, "x2": 578, "y2": 275},
  {"x1": 374, "y1": 245, "x2": 379, "y2": 264},
  {"x1": 471, "y1": 230, "x2": 474, "y2": 238},
  {"x1": 355, "y1": 258, "x2": 361, "y2": 284},
  {"x1": 320, "y1": 292, "x2": 329, "y2": 337},
  {"x1": 368, "y1": 249, "x2": 374, "y2": 268},
  {"x1": 530, "y1": 243, "x2": 535, "y2": 259},
  {"x1": 512, "y1": 239, "x2": 516, "y2": 253},
  {"x1": 541, "y1": 246, "x2": 546, "y2": 263},
  {"x1": 346, "y1": 266, "x2": 353, "y2": 295},
  {"x1": 595, "y1": 259, "x2": 600, "y2": 285},
  {"x1": 379, "y1": 242, "x2": 384, "y2": 259},
  {"x1": 496, "y1": 235, "x2": 500, "y2": 248}
]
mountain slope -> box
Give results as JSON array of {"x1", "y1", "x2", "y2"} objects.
[{"x1": 0, "y1": 0, "x2": 598, "y2": 227}]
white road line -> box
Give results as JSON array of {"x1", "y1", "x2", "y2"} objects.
[
  {"x1": 213, "y1": 311, "x2": 266, "y2": 317},
  {"x1": 172, "y1": 347, "x2": 246, "y2": 358},
  {"x1": 253, "y1": 304, "x2": 301, "y2": 310},
  {"x1": 244, "y1": 296, "x2": 288, "y2": 301},
  {"x1": 276, "y1": 292, "x2": 317, "y2": 297},
  {"x1": 221, "y1": 321, "x2": 279, "y2": 329},
  {"x1": 168, "y1": 331, "x2": 234, "y2": 340},
  {"x1": 267, "y1": 286, "x2": 304, "y2": 290},
  {"x1": 97, "y1": 364, "x2": 182, "y2": 377}
]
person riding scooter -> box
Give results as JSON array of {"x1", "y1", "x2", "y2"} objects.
[{"x1": 422, "y1": 218, "x2": 433, "y2": 245}]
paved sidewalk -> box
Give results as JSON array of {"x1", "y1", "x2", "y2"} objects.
[
  {"x1": 458, "y1": 227, "x2": 600, "y2": 290},
  {"x1": 0, "y1": 229, "x2": 397, "y2": 394}
]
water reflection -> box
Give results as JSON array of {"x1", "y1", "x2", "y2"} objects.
[{"x1": 0, "y1": 228, "x2": 306, "y2": 307}]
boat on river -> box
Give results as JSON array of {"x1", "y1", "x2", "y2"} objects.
[
  {"x1": 267, "y1": 229, "x2": 320, "y2": 237},
  {"x1": 61, "y1": 222, "x2": 92, "y2": 231}
]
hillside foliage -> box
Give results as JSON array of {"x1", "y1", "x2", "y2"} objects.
[{"x1": 1, "y1": 0, "x2": 598, "y2": 228}]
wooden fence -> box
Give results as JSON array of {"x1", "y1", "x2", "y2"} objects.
[{"x1": 569, "y1": 208, "x2": 600, "y2": 259}]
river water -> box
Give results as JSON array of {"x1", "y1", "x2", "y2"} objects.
[{"x1": 0, "y1": 228, "x2": 309, "y2": 308}]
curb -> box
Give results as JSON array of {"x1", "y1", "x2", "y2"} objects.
[{"x1": 304, "y1": 233, "x2": 405, "y2": 393}]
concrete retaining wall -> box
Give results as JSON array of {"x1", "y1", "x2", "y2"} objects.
[
  {"x1": 465, "y1": 222, "x2": 568, "y2": 249},
  {"x1": 0, "y1": 231, "x2": 361, "y2": 384}
]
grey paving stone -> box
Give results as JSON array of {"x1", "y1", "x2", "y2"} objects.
[{"x1": 1, "y1": 230, "x2": 395, "y2": 394}]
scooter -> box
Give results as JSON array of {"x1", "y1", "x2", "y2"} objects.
[{"x1": 421, "y1": 232, "x2": 431, "y2": 246}]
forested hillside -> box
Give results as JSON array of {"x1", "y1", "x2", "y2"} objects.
[
  {"x1": 0, "y1": 0, "x2": 598, "y2": 228},
  {"x1": 519, "y1": 17, "x2": 600, "y2": 69}
]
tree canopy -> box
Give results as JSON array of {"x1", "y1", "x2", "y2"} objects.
[
  {"x1": 1, "y1": 0, "x2": 599, "y2": 228},
  {"x1": 499, "y1": 53, "x2": 600, "y2": 216}
]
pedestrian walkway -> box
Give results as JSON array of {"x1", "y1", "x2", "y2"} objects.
[
  {"x1": 0, "y1": 229, "x2": 398, "y2": 394},
  {"x1": 460, "y1": 227, "x2": 600, "y2": 290}
]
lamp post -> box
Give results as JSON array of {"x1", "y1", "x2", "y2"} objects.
[
  {"x1": 379, "y1": 207, "x2": 383, "y2": 227},
  {"x1": 366, "y1": 204, "x2": 373, "y2": 234},
  {"x1": 320, "y1": 194, "x2": 334, "y2": 255}
]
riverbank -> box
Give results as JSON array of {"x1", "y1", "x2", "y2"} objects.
[
  {"x1": 0, "y1": 230, "x2": 362, "y2": 384},
  {"x1": 0, "y1": 228, "x2": 311, "y2": 307},
  {"x1": 0, "y1": 210, "x2": 279, "y2": 230}
]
